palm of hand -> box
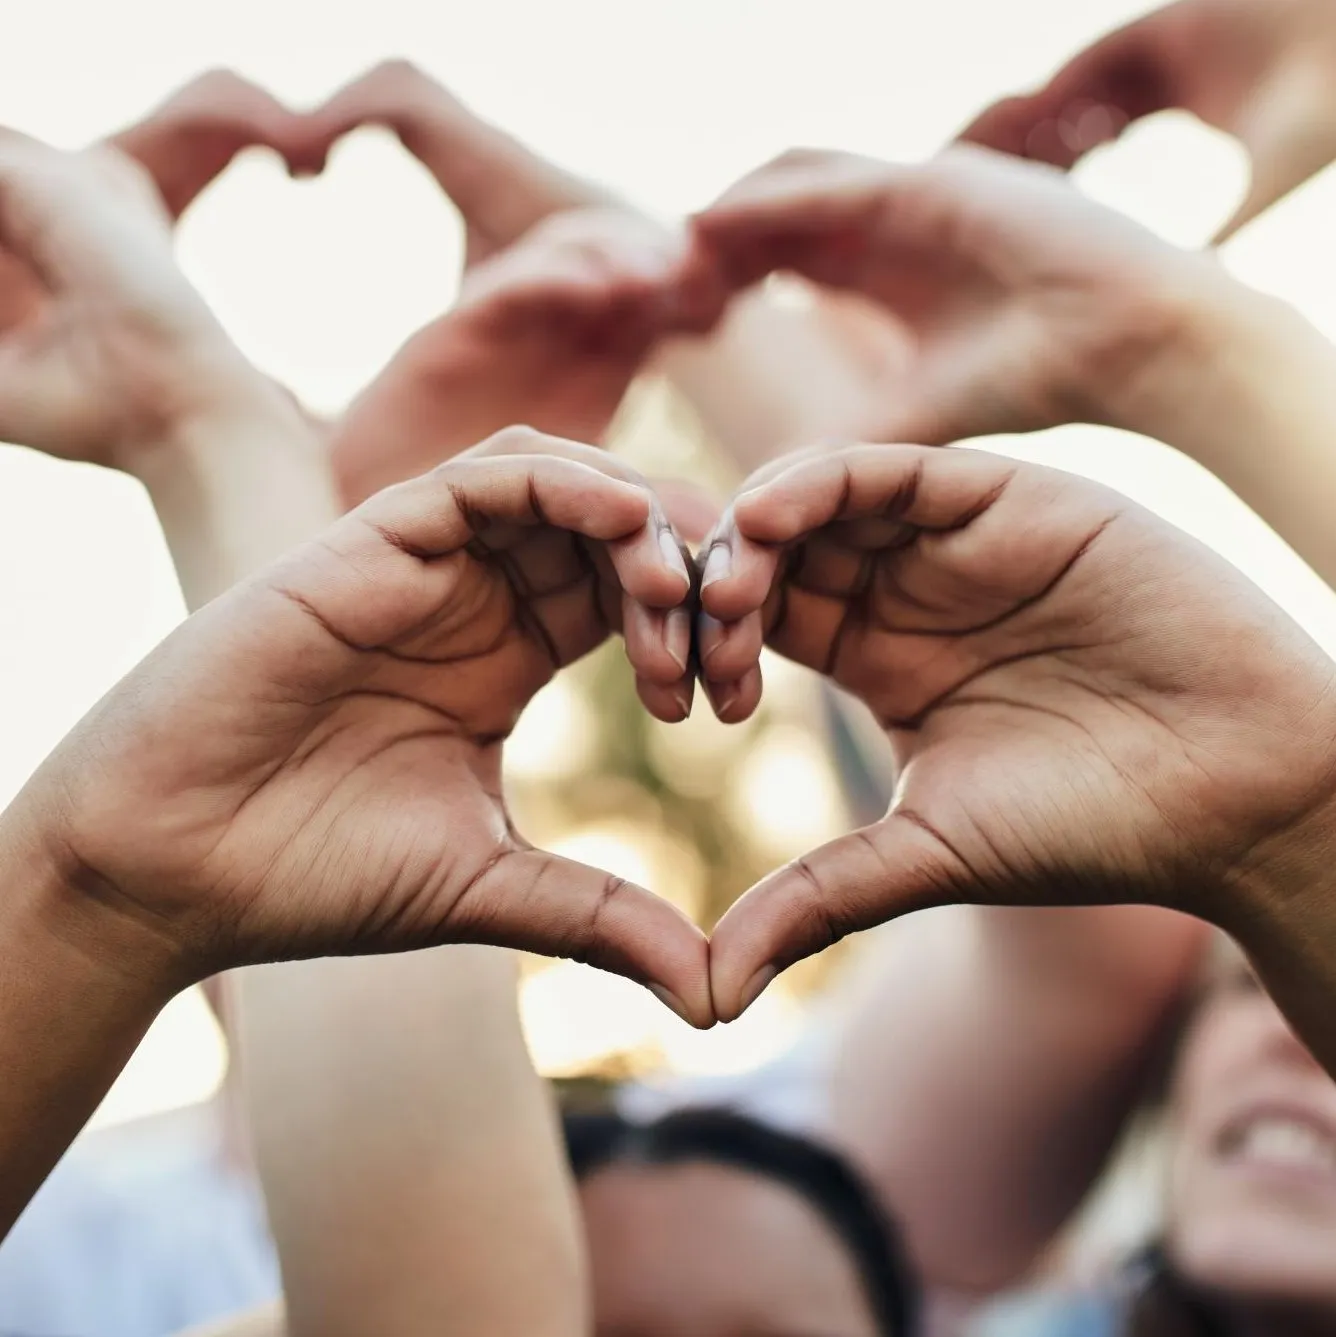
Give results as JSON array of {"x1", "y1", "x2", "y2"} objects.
[
  {"x1": 0, "y1": 290, "x2": 193, "y2": 460},
  {"x1": 335, "y1": 208, "x2": 722, "y2": 503},
  {"x1": 811, "y1": 487, "x2": 1330, "y2": 907},
  {"x1": 45, "y1": 473, "x2": 662, "y2": 974},
  {"x1": 699, "y1": 148, "x2": 1193, "y2": 448},
  {"x1": 703, "y1": 447, "x2": 1336, "y2": 1011},
  {"x1": 0, "y1": 143, "x2": 231, "y2": 461},
  {"x1": 828, "y1": 153, "x2": 1192, "y2": 444}
]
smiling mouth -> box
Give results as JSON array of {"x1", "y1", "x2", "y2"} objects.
[{"x1": 1218, "y1": 1113, "x2": 1336, "y2": 1176}]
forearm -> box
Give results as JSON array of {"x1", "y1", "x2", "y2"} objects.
[
  {"x1": 1222, "y1": 796, "x2": 1336, "y2": 1079},
  {"x1": 1113, "y1": 278, "x2": 1336, "y2": 590},
  {"x1": 827, "y1": 904, "x2": 1207, "y2": 1292},
  {"x1": 332, "y1": 360, "x2": 496, "y2": 507},
  {"x1": 237, "y1": 949, "x2": 585, "y2": 1337},
  {"x1": 0, "y1": 808, "x2": 180, "y2": 1237},
  {"x1": 657, "y1": 285, "x2": 901, "y2": 476},
  {"x1": 126, "y1": 378, "x2": 339, "y2": 608}
]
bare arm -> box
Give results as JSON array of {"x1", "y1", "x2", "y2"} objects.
[
  {"x1": 656, "y1": 284, "x2": 904, "y2": 478},
  {"x1": 826, "y1": 906, "x2": 1207, "y2": 1294},
  {"x1": 237, "y1": 952, "x2": 586, "y2": 1337},
  {"x1": 690, "y1": 146, "x2": 1336, "y2": 1295},
  {"x1": 1117, "y1": 279, "x2": 1336, "y2": 593},
  {"x1": 0, "y1": 135, "x2": 587, "y2": 1336}
]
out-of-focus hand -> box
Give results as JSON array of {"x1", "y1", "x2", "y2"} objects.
[
  {"x1": 698, "y1": 445, "x2": 1336, "y2": 1077},
  {"x1": 693, "y1": 145, "x2": 1230, "y2": 449},
  {"x1": 959, "y1": 0, "x2": 1336, "y2": 240},
  {"x1": 331, "y1": 206, "x2": 725, "y2": 505},
  {"x1": 107, "y1": 70, "x2": 314, "y2": 221},
  {"x1": 305, "y1": 60, "x2": 610, "y2": 268},
  {"x1": 15, "y1": 434, "x2": 710, "y2": 1022},
  {"x1": 0, "y1": 137, "x2": 267, "y2": 463}
]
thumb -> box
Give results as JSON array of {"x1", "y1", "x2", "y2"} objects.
[
  {"x1": 709, "y1": 813, "x2": 960, "y2": 1021},
  {"x1": 1215, "y1": 62, "x2": 1336, "y2": 244},
  {"x1": 450, "y1": 847, "x2": 715, "y2": 1028}
]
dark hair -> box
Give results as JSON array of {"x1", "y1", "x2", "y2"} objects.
[{"x1": 564, "y1": 1106, "x2": 919, "y2": 1336}]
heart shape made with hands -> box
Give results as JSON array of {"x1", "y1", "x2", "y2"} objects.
[{"x1": 117, "y1": 67, "x2": 728, "y2": 455}]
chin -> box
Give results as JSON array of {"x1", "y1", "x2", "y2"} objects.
[{"x1": 1168, "y1": 1216, "x2": 1336, "y2": 1306}]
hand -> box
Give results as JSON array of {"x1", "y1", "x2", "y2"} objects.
[
  {"x1": 959, "y1": 0, "x2": 1336, "y2": 240},
  {"x1": 306, "y1": 59, "x2": 610, "y2": 268},
  {"x1": 0, "y1": 137, "x2": 266, "y2": 463},
  {"x1": 331, "y1": 206, "x2": 724, "y2": 505},
  {"x1": 107, "y1": 69, "x2": 312, "y2": 220},
  {"x1": 693, "y1": 145, "x2": 1229, "y2": 448},
  {"x1": 16, "y1": 434, "x2": 709, "y2": 1022},
  {"x1": 698, "y1": 445, "x2": 1336, "y2": 1071}
]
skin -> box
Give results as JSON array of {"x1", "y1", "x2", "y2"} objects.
[
  {"x1": 239, "y1": 951, "x2": 588, "y2": 1337},
  {"x1": 6, "y1": 126, "x2": 598, "y2": 1337},
  {"x1": 696, "y1": 445, "x2": 1336, "y2": 1086},
  {"x1": 1166, "y1": 956, "x2": 1336, "y2": 1322},
  {"x1": 0, "y1": 431, "x2": 711, "y2": 1236},
  {"x1": 0, "y1": 139, "x2": 275, "y2": 465},
  {"x1": 0, "y1": 71, "x2": 310, "y2": 341},
  {"x1": 692, "y1": 143, "x2": 1336, "y2": 596},
  {"x1": 958, "y1": 0, "x2": 1336, "y2": 241},
  {"x1": 303, "y1": 59, "x2": 614, "y2": 269},
  {"x1": 0, "y1": 430, "x2": 713, "y2": 1226},
  {"x1": 330, "y1": 205, "x2": 725, "y2": 506},
  {"x1": 0, "y1": 137, "x2": 712, "y2": 1254},
  {"x1": 692, "y1": 144, "x2": 1229, "y2": 451},
  {"x1": 106, "y1": 70, "x2": 318, "y2": 220},
  {"x1": 70, "y1": 66, "x2": 724, "y2": 512},
  {"x1": 579, "y1": 1161, "x2": 883, "y2": 1337}
]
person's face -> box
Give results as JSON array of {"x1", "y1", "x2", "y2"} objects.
[
  {"x1": 579, "y1": 1159, "x2": 885, "y2": 1337},
  {"x1": 1166, "y1": 953, "x2": 1336, "y2": 1305}
]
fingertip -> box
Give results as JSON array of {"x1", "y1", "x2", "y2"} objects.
[
  {"x1": 731, "y1": 483, "x2": 798, "y2": 541},
  {"x1": 704, "y1": 664, "x2": 762, "y2": 724},
  {"x1": 698, "y1": 612, "x2": 763, "y2": 685},
  {"x1": 637, "y1": 674, "x2": 694, "y2": 724},
  {"x1": 657, "y1": 528, "x2": 694, "y2": 593},
  {"x1": 698, "y1": 577, "x2": 757, "y2": 623},
  {"x1": 649, "y1": 983, "x2": 715, "y2": 1029},
  {"x1": 591, "y1": 476, "x2": 654, "y2": 535}
]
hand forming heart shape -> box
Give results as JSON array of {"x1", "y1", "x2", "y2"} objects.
[{"x1": 8, "y1": 79, "x2": 1336, "y2": 1072}]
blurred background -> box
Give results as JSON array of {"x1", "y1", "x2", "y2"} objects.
[{"x1": 2, "y1": 0, "x2": 1336, "y2": 1130}]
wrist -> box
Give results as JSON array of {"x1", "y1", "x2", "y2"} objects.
[
  {"x1": 0, "y1": 801, "x2": 190, "y2": 1009},
  {"x1": 1078, "y1": 253, "x2": 1247, "y2": 436},
  {"x1": 1220, "y1": 779, "x2": 1336, "y2": 1074},
  {"x1": 0, "y1": 802, "x2": 185, "y2": 1233},
  {"x1": 1090, "y1": 258, "x2": 1336, "y2": 453},
  {"x1": 127, "y1": 375, "x2": 340, "y2": 606}
]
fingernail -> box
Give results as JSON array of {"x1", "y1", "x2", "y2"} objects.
[
  {"x1": 698, "y1": 613, "x2": 724, "y2": 669},
  {"x1": 667, "y1": 607, "x2": 691, "y2": 673},
  {"x1": 712, "y1": 681, "x2": 740, "y2": 722},
  {"x1": 649, "y1": 983, "x2": 693, "y2": 1025},
  {"x1": 673, "y1": 682, "x2": 694, "y2": 721},
  {"x1": 702, "y1": 544, "x2": 730, "y2": 588},
  {"x1": 737, "y1": 966, "x2": 777, "y2": 1016},
  {"x1": 659, "y1": 530, "x2": 691, "y2": 587}
]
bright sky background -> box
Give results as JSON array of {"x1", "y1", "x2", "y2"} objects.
[{"x1": 4, "y1": 0, "x2": 1336, "y2": 1126}]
